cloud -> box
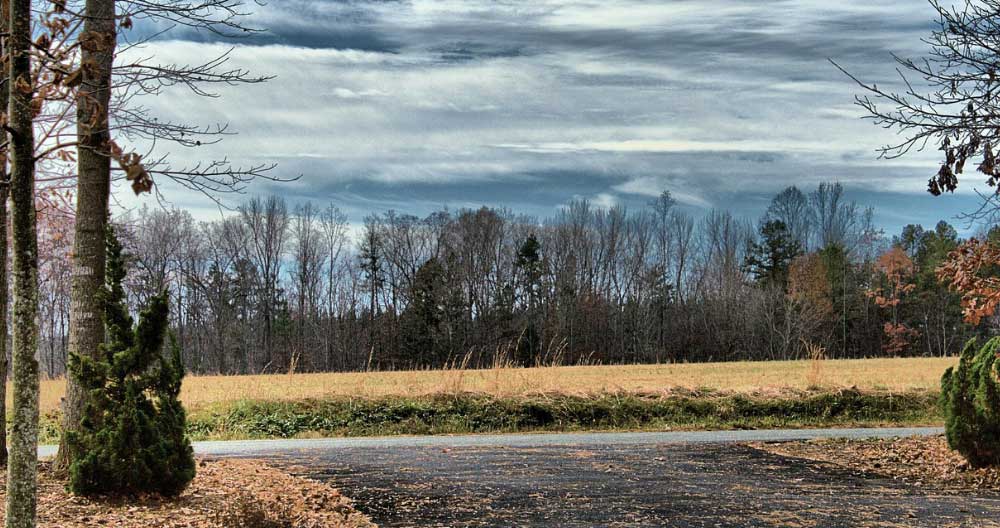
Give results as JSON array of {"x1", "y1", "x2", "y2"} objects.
[
  {"x1": 114, "y1": 0, "x2": 972, "y2": 236},
  {"x1": 613, "y1": 177, "x2": 713, "y2": 209}
]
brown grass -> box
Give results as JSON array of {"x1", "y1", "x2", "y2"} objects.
[
  {"x1": 28, "y1": 356, "x2": 956, "y2": 414},
  {"x1": 803, "y1": 341, "x2": 828, "y2": 389}
]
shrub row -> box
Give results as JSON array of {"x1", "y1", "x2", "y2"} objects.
[{"x1": 184, "y1": 389, "x2": 940, "y2": 440}]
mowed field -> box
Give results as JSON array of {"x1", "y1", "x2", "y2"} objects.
[{"x1": 33, "y1": 356, "x2": 956, "y2": 413}]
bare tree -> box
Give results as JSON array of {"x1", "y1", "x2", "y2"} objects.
[
  {"x1": 320, "y1": 204, "x2": 348, "y2": 370},
  {"x1": 667, "y1": 210, "x2": 695, "y2": 302},
  {"x1": 289, "y1": 202, "x2": 324, "y2": 370},
  {"x1": 59, "y1": 0, "x2": 284, "y2": 466},
  {"x1": 809, "y1": 182, "x2": 859, "y2": 251},
  {"x1": 240, "y1": 195, "x2": 289, "y2": 371},
  {"x1": 650, "y1": 190, "x2": 676, "y2": 281},
  {"x1": 765, "y1": 186, "x2": 811, "y2": 250},
  {"x1": 836, "y1": 0, "x2": 1000, "y2": 204},
  {"x1": 0, "y1": 0, "x2": 10, "y2": 469},
  {"x1": 6, "y1": 0, "x2": 41, "y2": 523}
]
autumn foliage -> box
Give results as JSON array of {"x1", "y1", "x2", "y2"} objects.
[
  {"x1": 868, "y1": 247, "x2": 920, "y2": 355},
  {"x1": 937, "y1": 238, "x2": 1000, "y2": 325},
  {"x1": 934, "y1": 238, "x2": 1000, "y2": 466},
  {"x1": 788, "y1": 254, "x2": 833, "y2": 318}
]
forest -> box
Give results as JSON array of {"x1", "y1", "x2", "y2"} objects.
[{"x1": 30, "y1": 181, "x2": 983, "y2": 376}]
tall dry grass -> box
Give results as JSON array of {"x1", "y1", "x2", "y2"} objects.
[
  {"x1": 27, "y1": 355, "x2": 956, "y2": 414},
  {"x1": 803, "y1": 341, "x2": 827, "y2": 389}
]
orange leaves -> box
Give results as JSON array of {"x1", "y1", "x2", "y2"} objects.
[
  {"x1": 13, "y1": 459, "x2": 373, "y2": 528},
  {"x1": 35, "y1": 33, "x2": 52, "y2": 51},
  {"x1": 61, "y1": 68, "x2": 83, "y2": 89},
  {"x1": 107, "y1": 140, "x2": 154, "y2": 195},
  {"x1": 937, "y1": 238, "x2": 1000, "y2": 325},
  {"x1": 55, "y1": 149, "x2": 75, "y2": 163},
  {"x1": 13, "y1": 75, "x2": 31, "y2": 96},
  {"x1": 869, "y1": 246, "x2": 920, "y2": 354},
  {"x1": 868, "y1": 246, "x2": 917, "y2": 309},
  {"x1": 882, "y1": 322, "x2": 920, "y2": 356},
  {"x1": 876, "y1": 246, "x2": 916, "y2": 282}
]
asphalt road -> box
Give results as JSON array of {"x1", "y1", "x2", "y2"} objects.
[
  {"x1": 45, "y1": 427, "x2": 1000, "y2": 527},
  {"x1": 37, "y1": 426, "x2": 944, "y2": 457}
]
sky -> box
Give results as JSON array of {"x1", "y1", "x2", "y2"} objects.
[{"x1": 117, "y1": 0, "x2": 987, "y2": 236}]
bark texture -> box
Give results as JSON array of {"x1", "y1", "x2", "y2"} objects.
[
  {"x1": 58, "y1": 0, "x2": 116, "y2": 468},
  {"x1": 0, "y1": 0, "x2": 11, "y2": 469},
  {"x1": 5, "y1": 0, "x2": 39, "y2": 525}
]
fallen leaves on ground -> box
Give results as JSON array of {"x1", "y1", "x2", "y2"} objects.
[
  {"x1": 0, "y1": 458, "x2": 375, "y2": 527},
  {"x1": 756, "y1": 434, "x2": 1000, "y2": 491}
]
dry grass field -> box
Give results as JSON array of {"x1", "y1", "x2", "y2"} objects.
[{"x1": 32, "y1": 356, "x2": 956, "y2": 414}]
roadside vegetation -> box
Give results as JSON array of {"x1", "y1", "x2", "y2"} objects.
[
  {"x1": 26, "y1": 356, "x2": 953, "y2": 443},
  {"x1": 178, "y1": 388, "x2": 941, "y2": 442}
]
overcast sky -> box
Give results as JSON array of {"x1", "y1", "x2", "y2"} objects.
[{"x1": 118, "y1": 0, "x2": 985, "y2": 235}]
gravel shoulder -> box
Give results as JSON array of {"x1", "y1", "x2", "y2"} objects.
[{"x1": 37, "y1": 426, "x2": 943, "y2": 457}]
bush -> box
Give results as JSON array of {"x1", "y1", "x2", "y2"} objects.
[
  {"x1": 184, "y1": 388, "x2": 939, "y2": 441},
  {"x1": 66, "y1": 226, "x2": 195, "y2": 496},
  {"x1": 941, "y1": 337, "x2": 1000, "y2": 467}
]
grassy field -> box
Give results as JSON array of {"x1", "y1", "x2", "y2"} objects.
[
  {"x1": 31, "y1": 356, "x2": 956, "y2": 443},
  {"x1": 31, "y1": 355, "x2": 957, "y2": 413}
]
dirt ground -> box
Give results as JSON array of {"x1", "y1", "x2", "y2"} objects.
[
  {"x1": 756, "y1": 434, "x2": 1000, "y2": 491},
  {"x1": 0, "y1": 458, "x2": 373, "y2": 528}
]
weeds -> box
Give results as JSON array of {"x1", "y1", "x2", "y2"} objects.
[
  {"x1": 183, "y1": 389, "x2": 941, "y2": 441},
  {"x1": 803, "y1": 341, "x2": 827, "y2": 389}
]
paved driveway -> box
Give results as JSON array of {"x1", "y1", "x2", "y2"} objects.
[{"x1": 206, "y1": 428, "x2": 1000, "y2": 528}]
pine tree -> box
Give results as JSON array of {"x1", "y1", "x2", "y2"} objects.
[
  {"x1": 941, "y1": 338, "x2": 1000, "y2": 467},
  {"x1": 67, "y1": 225, "x2": 195, "y2": 496},
  {"x1": 515, "y1": 234, "x2": 544, "y2": 365},
  {"x1": 399, "y1": 257, "x2": 447, "y2": 367},
  {"x1": 744, "y1": 220, "x2": 802, "y2": 288}
]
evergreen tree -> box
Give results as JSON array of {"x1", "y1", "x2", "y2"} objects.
[
  {"x1": 67, "y1": 226, "x2": 195, "y2": 496},
  {"x1": 515, "y1": 234, "x2": 544, "y2": 365},
  {"x1": 895, "y1": 224, "x2": 926, "y2": 258},
  {"x1": 941, "y1": 338, "x2": 1000, "y2": 467},
  {"x1": 516, "y1": 234, "x2": 543, "y2": 309},
  {"x1": 744, "y1": 220, "x2": 802, "y2": 288},
  {"x1": 399, "y1": 257, "x2": 447, "y2": 367}
]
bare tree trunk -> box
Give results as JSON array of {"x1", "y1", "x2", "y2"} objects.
[
  {"x1": 6, "y1": 0, "x2": 39, "y2": 523},
  {"x1": 0, "y1": 0, "x2": 11, "y2": 468},
  {"x1": 57, "y1": 0, "x2": 116, "y2": 469}
]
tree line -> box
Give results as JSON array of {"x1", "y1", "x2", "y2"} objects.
[{"x1": 26, "y1": 182, "x2": 984, "y2": 376}]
